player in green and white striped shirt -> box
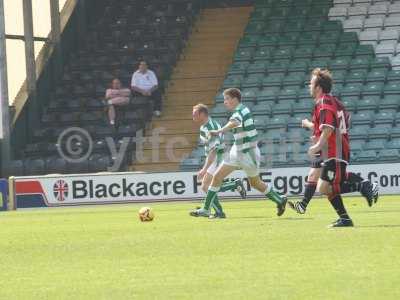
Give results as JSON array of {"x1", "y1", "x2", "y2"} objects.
[
  {"x1": 191, "y1": 104, "x2": 246, "y2": 219},
  {"x1": 190, "y1": 89, "x2": 287, "y2": 218}
]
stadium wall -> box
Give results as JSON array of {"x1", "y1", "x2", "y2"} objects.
[{"x1": 8, "y1": 163, "x2": 400, "y2": 209}]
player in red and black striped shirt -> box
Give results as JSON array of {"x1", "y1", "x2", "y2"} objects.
[{"x1": 289, "y1": 69, "x2": 379, "y2": 227}]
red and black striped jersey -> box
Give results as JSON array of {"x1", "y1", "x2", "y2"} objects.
[{"x1": 312, "y1": 94, "x2": 350, "y2": 163}]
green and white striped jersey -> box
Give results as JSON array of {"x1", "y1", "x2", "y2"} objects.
[
  {"x1": 229, "y1": 103, "x2": 258, "y2": 152},
  {"x1": 199, "y1": 117, "x2": 224, "y2": 156}
]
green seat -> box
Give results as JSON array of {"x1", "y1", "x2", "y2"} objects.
[
  {"x1": 211, "y1": 104, "x2": 228, "y2": 116},
  {"x1": 341, "y1": 96, "x2": 357, "y2": 112},
  {"x1": 371, "y1": 57, "x2": 391, "y2": 69},
  {"x1": 266, "y1": 60, "x2": 289, "y2": 73},
  {"x1": 253, "y1": 47, "x2": 272, "y2": 61},
  {"x1": 272, "y1": 102, "x2": 293, "y2": 116},
  {"x1": 329, "y1": 57, "x2": 351, "y2": 71},
  {"x1": 266, "y1": 115, "x2": 289, "y2": 129},
  {"x1": 227, "y1": 62, "x2": 249, "y2": 76},
  {"x1": 297, "y1": 32, "x2": 319, "y2": 46},
  {"x1": 368, "y1": 127, "x2": 390, "y2": 140},
  {"x1": 251, "y1": 8, "x2": 271, "y2": 21},
  {"x1": 352, "y1": 111, "x2": 374, "y2": 126},
  {"x1": 284, "y1": 20, "x2": 306, "y2": 33},
  {"x1": 258, "y1": 35, "x2": 279, "y2": 47},
  {"x1": 278, "y1": 33, "x2": 299, "y2": 46},
  {"x1": 257, "y1": 88, "x2": 278, "y2": 102},
  {"x1": 297, "y1": 88, "x2": 311, "y2": 100},
  {"x1": 222, "y1": 75, "x2": 244, "y2": 89},
  {"x1": 262, "y1": 74, "x2": 284, "y2": 88},
  {"x1": 247, "y1": 61, "x2": 267, "y2": 74},
  {"x1": 234, "y1": 48, "x2": 254, "y2": 62},
  {"x1": 383, "y1": 82, "x2": 400, "y2": 96},
  {"x1": 273, "y1": 47, "x2": 294, "y2": 60},
  {"x1": 379, "y1": 95, "x2": 399, "y2": 111},
  {"x1": 355, "y1": 45, "x2": 375, "y2": 57},
  {"x1": 364, "y1": 140, "x2": 386, "y2": 151},
  {"x1": 292, "y1": 101, "x2": 313, "y2": 114},
  {"x1": 254, "y1": 0, "x2": 275, "y2": 8},
  {"x1": 238, "y1": 35, "x2": 260, "y2": 48},
  {"x1": 242, "y1": 74, "x2": 263, "y2": 88},
  {"x1": 309, "y1": 59, "x2": 329, "y2": 71},
  {"x1": 332, "y1": 84, "x2": 344, "y2": 96},
  {"x1": 357, "y1": 97, "x2": 378, "y2": 111},
  {"x1": 386, "y1": 139, "x2": 400, "y2": 149},
  {"x1": 362, "y1": 82, "x2": 384, "y2": 96},
  {"x1": 366, "y1": 69, "x2": 387, "y2": 83},
  {"x1": 245, "y1": 22, "x2": 266, "y2": 35},
  {"x1": 374, "y1": 111, "x2": 395, "y2": 127},
  {"x1": 252, "y1": 102, "x2": 272, "y2": 116},
  {"x1": 356, "y1": 150, "x2": 377, "y2": 162},
  {"x1": 304, "y1": 19, "x2": 324, "y2": 32},
  {"x1": 241, "y1": 88, "x2": 259, "y2": 103},
  {"x1": 322, "y1": 20, "x2": 342, "y2": 32},
  {"x1": 346, "y1": 70, "x2": 367, "y2": 84},
  {"x1": 265, "y1": 21, "x2": 285, "y2": 34},
  {"x1": 215, "y1": 91, "x2": 224, "y2": 103},
  {"x1": 287, "y1": 59, "x2": 309, "y2": 73},
  {"x1": 349, "y1": 56, "x2": 372, "y2": 70},
  {"x1": 332, "y1": 70, "x2": 347, "y2": 85},
  {"x1": 387, "y1": 70, "x2": 400, "y2": 82},
  {"x1": 335, "y1": 43, "x2": 357, "y2": 57},
  {"x1": 319, "y1": 31, "x2": 341, "y2": 44},
  {"x1": 282, "y1": 74, "x2": 304, "y2": 87},
  {"x1": 378, "y1": 149, "x2": 399, "y2": 161},
  {"x1": 287, "y1": 115, "x2": 309, "y2": 130},
  {"x1": 309, "y1": 6, "x2": 330, "y2": 18},
  {"x1": 341, "y1": 83, "x2": 362, "y2": 97},
  {"x1": 278, "y1": 87, "x2": 300, "y2": 101},
  {"x1": 313, "y1": 44, "x2": 336, "y2": 59},
  {"x1": 340, "y1": 32, "x2": 358, "y2": 43},
  {"x1": 293, "y1": 47, "x2": 313, "y2": 59},
  {"x1": 349, "y1": 127, "x2": 368, "y2": 140},
  {"x1": 254, "y1": 118, "x2": 268, "y2": 130},
  {"x1": 390, "y1": 127, "x2": 400, "y2": 139}
]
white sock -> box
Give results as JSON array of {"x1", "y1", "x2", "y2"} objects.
[{"x1": 110, "y1": 120, "x2": 115, "y2": 125}]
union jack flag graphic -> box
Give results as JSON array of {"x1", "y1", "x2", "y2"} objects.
[{"x1": 53, "y1": 180, "x2": 69, "y2": 202}]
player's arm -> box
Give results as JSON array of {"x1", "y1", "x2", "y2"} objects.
[
  {"x1": 209, "y1": 120, "x2": 240, "y2": 136},
  {"x1": 308, "y1": 126, "x2": 333, "y2": 156},
  {"x1": 308, "y1": 109, "x2": 336, "y2": 156}
]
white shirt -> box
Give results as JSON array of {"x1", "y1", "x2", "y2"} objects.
[{"x1": 131, "y1": 70, "x2": 158, "y2": 91}]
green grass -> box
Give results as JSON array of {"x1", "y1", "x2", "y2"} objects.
[{"x1": 0, "y1": 196, "x2": 399, "y2": 300}]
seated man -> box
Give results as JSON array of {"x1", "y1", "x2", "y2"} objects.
[
  {"x1": 105, "y1": 78, "x2": 130, "y2": 126},
  {"x1": 131, "y1": 61, "x2": 162, "y2": 117}
]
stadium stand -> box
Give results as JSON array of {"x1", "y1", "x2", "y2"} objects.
[
  {"x1": 8, "y1": 0, "x2": 201, "y2": 175},
  {"x1": 182, "y1": 0, "x2": 400, "y2": 170}
]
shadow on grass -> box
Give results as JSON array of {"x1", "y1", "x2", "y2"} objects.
[
  {"x1": 231, "y1": 216, "x2": 313, "y2": 220},
  {"x1": 356, "y1": 209, "x2": 400, "y2": 214}
]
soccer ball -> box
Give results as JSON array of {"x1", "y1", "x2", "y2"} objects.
[{"x1": 138, "y1": 207, "x2": 154, "y2": 222}]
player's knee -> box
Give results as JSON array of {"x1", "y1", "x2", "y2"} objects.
[
  {"x1": 308, "y1": 168, "x2": 321, "y2": 182},
  {"x1": 201, "y1": 183, "x2": 209, "y2": 193}
]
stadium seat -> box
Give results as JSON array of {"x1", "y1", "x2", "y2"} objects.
[
  {"x1": 227, "y1": 62, "x2": 249, "y2": 76},
  {"x1": 379, "y1": 95, "x2": 399, "y2": 111},
  {"x1": 252, "y1": 102, "x2": 272, "y2": 116},
  {"x1": 368, "y1": 127, "x2": 390, "y2": 140},
  {"x1": 349, "y1": 126, "x2": 368, "y2": 140},
  {"x1": 352, "y1": 111, "x2": 374, "y2": 126},
  {"x1": 242, "y1": 74, "x2": 263, "y2": 88},
  {"x1": 257, "y1": 89, "x2": 278, "y2": 103},
  {"x1": 374, "y1": 111, "x2": 395, "y2": 127},
  {"x1": 357, "y1": 97, "x2": 378, "y2": 111},
  {"x1": 378, "y1": 149, "x2": 399, "y2": 161},
  {"x1": 356, "y1": 150, "x2": 377, "y2": 162},
  {"x1": 364, "y1": 139, "x2": 386, "y2": 151},
  {"x1": 362, "y1": 82, "x2": 384, "y2": 96}
]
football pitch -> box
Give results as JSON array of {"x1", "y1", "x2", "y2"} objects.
[{"x1": 1, "y1": 196, "x2": 399, "y2": 300}]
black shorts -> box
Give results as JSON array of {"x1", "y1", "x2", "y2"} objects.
[{"x1": 320, "y1": 159, "x2": 348, "y2": 194}]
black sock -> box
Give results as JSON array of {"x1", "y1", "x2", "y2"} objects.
[
  {"x1": 301, "y1": 181, "x2": 317, "y2": 208},
  {"x1": 329, "y1": 194, "x2": 350, "y2": 219},
  {"x1": 340, "y1": 172, "x2": 364, "y2": 193}
]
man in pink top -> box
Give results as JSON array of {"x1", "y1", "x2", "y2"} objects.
[{"x1": 105, "y1": 78, "x2": 130, "y2": 126}]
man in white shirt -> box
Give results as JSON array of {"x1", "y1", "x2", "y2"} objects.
[{"x1": 131, "y1": 61, "x2": 162, "y2": 117}]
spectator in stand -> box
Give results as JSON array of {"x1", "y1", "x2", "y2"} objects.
[
  {"x1": 131, "y1": 61, "x2": 162, "y2": 117},
  {"x1": 105, "y1": 78, "x2": 130, "y2": 126}
]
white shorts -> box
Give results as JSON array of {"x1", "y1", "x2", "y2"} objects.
[
  {"x1": 206, "y1": 159, "x2": 220, "y2": 176},
  {"x1": 223, "y1": 145, "x2": 260, "y2": 177}
]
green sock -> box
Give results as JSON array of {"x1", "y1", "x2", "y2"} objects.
[
  {"x1": 212, "y1": 196, "x2": 224, "y2": 213},
  {"x1": 219, "y1": 180, "x2": 237, "y2": 192},
  {"x1": 265, "y1": 187, "x2": 283, "y2": 205},
  {"x1": 204, "y1": 186, "x2": 219, "y2": 210}
]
